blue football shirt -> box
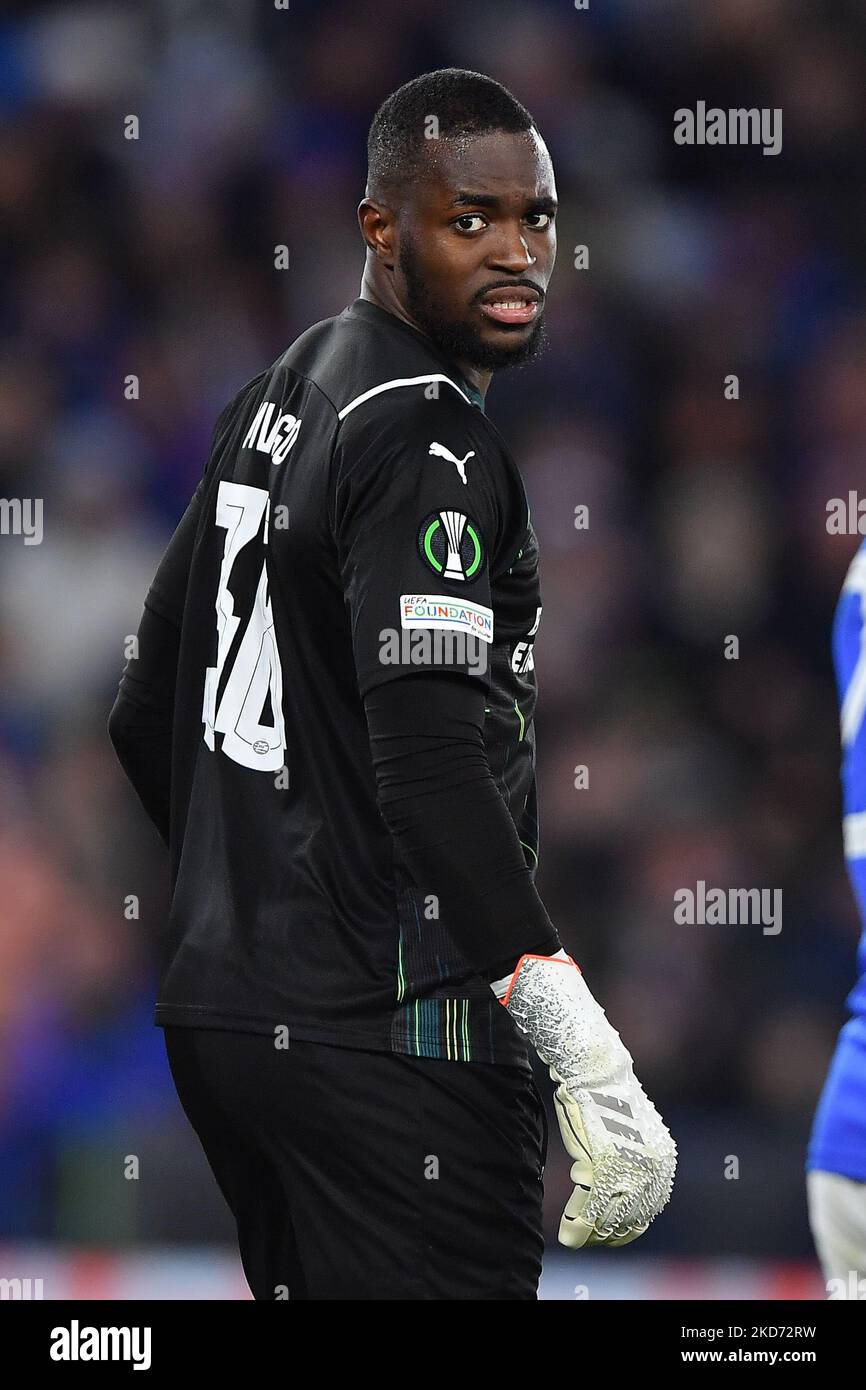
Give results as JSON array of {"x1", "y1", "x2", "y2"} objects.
[{"x1": 808, "y1": 540, "x2": 866, "y2": 1179}]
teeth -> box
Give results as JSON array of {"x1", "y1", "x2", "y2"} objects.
[{"x1": 489, "y1": 300, "x2": 531, "y2": 309}]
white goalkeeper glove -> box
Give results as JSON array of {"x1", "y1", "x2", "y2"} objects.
[{"x1": 493, "y1": 950, "x2": 677, "y2": 1248}]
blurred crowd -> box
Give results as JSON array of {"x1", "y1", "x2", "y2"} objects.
[{"x1": 1, "y1": 0, "x2": 866, "y2": 1258}]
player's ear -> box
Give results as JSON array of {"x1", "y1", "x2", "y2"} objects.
[{"x1": 358, "y1": 198, "x2": 396, "y2": 267}]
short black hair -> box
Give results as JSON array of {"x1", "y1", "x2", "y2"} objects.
[{"x1": 366, "y1": 68, "x2": 538, "y2": 203}]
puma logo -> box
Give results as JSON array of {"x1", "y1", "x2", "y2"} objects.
[{"x1": 428, "y1": 441, "x2": 474, "y2": 485}]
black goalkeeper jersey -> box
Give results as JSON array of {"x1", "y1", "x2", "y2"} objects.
[{"x1": 145, "y1": 297, "x2": 544, "y2": 1065}]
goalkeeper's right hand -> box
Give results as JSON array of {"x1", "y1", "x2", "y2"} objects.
[{"x1": 497, "y1": 951, "x2": 677, "y2": 1248}]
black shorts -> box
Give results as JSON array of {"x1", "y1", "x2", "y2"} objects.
[{"x1": 163, "y1": 1026, "x2": 548, "y2": 1300}]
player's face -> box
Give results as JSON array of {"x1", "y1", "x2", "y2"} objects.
[{"x1": 395, "y1": 129, "x2": 557, "y2": 372}]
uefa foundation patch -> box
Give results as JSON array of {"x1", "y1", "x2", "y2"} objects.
[
  {"x1": 400, "y1": 595, "x2": 494, "y2": 643},
  {"x1": 418, "y1": 510, "x2": 483, "y2": 583}
]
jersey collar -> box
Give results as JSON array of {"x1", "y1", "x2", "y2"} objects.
[{"x1": 345, "y1": 298, "x2": 486, "y2": 414}]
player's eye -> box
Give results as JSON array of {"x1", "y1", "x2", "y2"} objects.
[
  {"x1": 453, "y1": 211, "x2": 554, "y2": 234},
  {"x1": 453, "y1": 214, "x2": 488, "y2": 233}
]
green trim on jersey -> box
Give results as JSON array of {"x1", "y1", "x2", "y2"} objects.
[
  {"x1": 391, "y1": 996, "x2": 476, "y2": 1060},
  {"x1": 455, "y1": 373, "x2": 485, "y2": 413},
  {"x1": 514, "y1": 697, "x2": 525, "y2": 740}
]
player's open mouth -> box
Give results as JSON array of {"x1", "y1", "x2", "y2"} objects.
[
  {"x1": 478, "y1": 288, "x2": 540, "y2": 326},
  {"x1": 478, "y1": 296, "x2": 539, "y2": 322}
]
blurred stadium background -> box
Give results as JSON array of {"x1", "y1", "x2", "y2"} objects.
[{"x1": 1, "y1": 0, "x2": 864, "y2": 1299}]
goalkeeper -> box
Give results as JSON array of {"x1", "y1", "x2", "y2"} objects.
[{"x1": 110, "y1": 69, "x2": 675, "y2": 1300}]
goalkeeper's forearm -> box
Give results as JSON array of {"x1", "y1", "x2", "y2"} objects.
[{"x1": 363, "y1": 671, "x2": 561, "y2": 980}]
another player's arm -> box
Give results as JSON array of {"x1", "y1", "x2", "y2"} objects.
[{"x1": 835, "y1": 547, "x2": 866, "y2": 912}]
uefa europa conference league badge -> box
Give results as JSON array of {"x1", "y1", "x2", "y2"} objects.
[{"x1": 417, "y1": 510, "x2": 484, "y2": 583}]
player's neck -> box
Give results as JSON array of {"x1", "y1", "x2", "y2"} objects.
[{"x1": 358, "y1": 279, "x2": 492, "y2": 402}]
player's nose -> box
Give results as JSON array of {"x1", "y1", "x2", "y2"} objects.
[{"x1": 487, "y1": 225, "x2": 538, "y2": 271}]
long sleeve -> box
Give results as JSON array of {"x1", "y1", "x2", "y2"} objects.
[
  {"x1": 108, "y1": 600, "x2": 180, "y2": 846},
  {"x1": 107, "y1": 470, "x2": 209, "y2": 845},
  {"x1": 363, "y1": 671, "x2": 560, "y2": 980}
]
